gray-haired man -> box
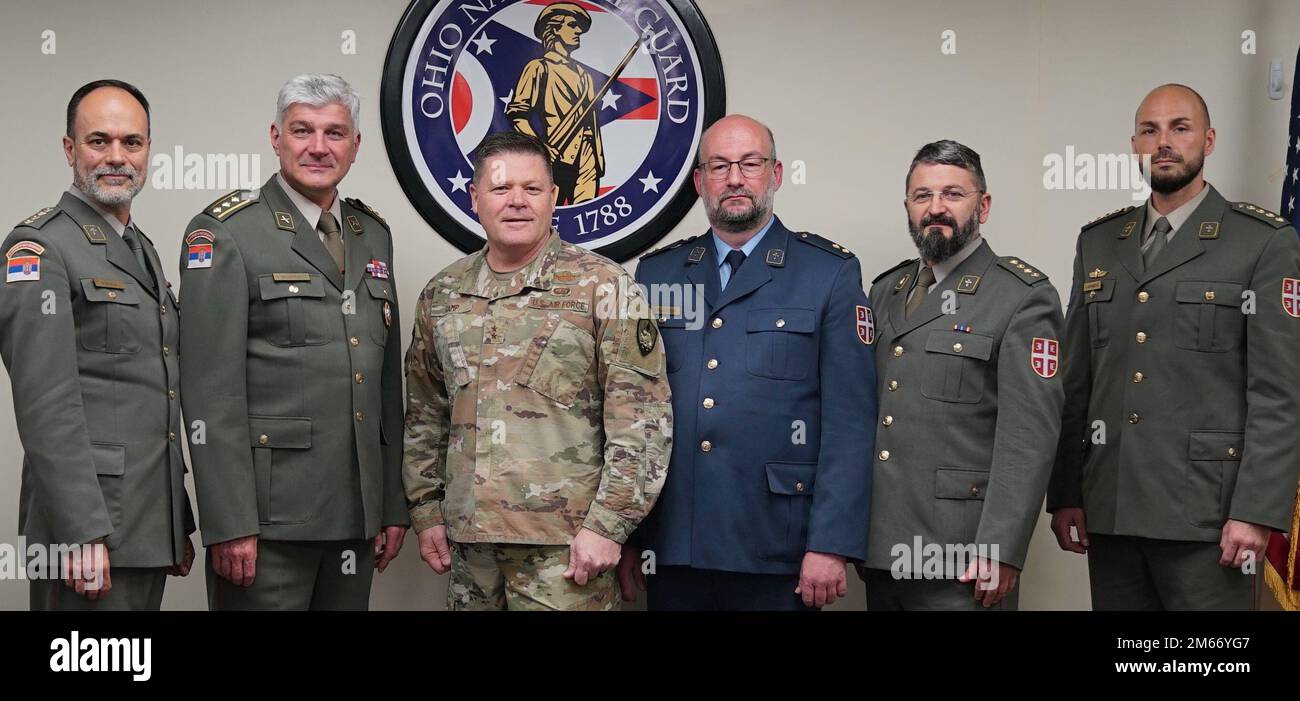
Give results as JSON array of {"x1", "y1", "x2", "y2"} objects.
[{"x1": 179, "y1": 74, "x2": 408, "y2": 610}]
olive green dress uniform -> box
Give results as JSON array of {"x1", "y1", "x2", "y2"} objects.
[
  {"x1": 1, "y1": 191, "x2": 194, "y2": 610},
  {"x1": 1047, "y1": 185, "x2": 1300, "y2": 610},
  {"x1": 865, "y1": 239, "x2": 1064, "y2": 610},
  {"x1": 178, "y1": 174, "x2": 408, "y2": 610}
]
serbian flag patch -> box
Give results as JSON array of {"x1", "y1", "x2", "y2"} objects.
[
  {"x1": 185, "y1": 229, "x2": 215, "y2": 269},
  {"x1": 1031, "y1": 337, "x2": 1059, "y2": 378},
  {"x1": 5, "y1": 241, "x2": 45, "y2": 283},
  {"x1": 856, "y1": 305, "x2": 875, "y2": 345},
  {"x1": 1283, "y1": 277, "x2": 1300, "y2": 318}
]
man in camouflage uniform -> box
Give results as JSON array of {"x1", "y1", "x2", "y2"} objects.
[{"x1": 403, "y1": 131, "x2": 671, "y2": 610}]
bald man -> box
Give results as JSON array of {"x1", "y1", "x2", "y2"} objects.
[
  {"x1": 1047, "y1": 84, "x2": 1300, "y2": 610},
  {"x1": 620, "y1": 115, "x2": 877, "y2": 610}
]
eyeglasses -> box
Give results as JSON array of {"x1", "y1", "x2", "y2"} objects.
[
  {"x1": 906, "y1": 189, "x2": 983, "y2": 205},
  {"x1": 698, "y1": 157, "x2": 771, "y2": 180}
]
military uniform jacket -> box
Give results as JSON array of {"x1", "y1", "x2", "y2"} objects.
[
  {"x1": 178, "y1": 174, "x2": 407, "y2": 546},
  {"x1": 866, "y1": 240, "x2": 1063, "y2": 571},
  {"x1": 633, "y1": 217, "x2": 877, "y2": 576},
  {"x1": 1047, "y1": 186, "x2": 1300, "y2": 541},
  {"x1": 402, "y1": 231, "x2": 671, "y2": 545},
  {"x1": 0, "y1": 192, "x2": 193, "y2": 567}
]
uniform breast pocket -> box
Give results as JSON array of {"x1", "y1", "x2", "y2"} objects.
[
  {"x1": 1083, "y1": 278, "x2": 1115, "y2": 348},
  {"x1": 1174, "y1": 281, "x2": 1244, "y2": 353},
  {"x1": 746, "y1": 308, "x2": 816, "y2": 380},
  {"x1": 921, "y1": 330, "x2": 994, "y2": 403},
  {"x1": 77, "y1": 279, "x2": 145, "y2": 354},
  {"x1": 363, "y1": 277, "x2": 394, "y2": 345},
  {"x1": 517, "y1": 317, "x2": 595, "y2": 408},
  {"x1": 656, "y1": 317, "x2": 688, "y2": 374},
  {"x1": 254, "y1": 274, "x2": 330, "y2": 347},
  {"x1": 1185, "y1": 430, "x2": 1243, "y2": 528},
  {"x1": 432, "y1": 305, "x2": 477, "y2": 393}
]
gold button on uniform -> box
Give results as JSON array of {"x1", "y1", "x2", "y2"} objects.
[
  {"x1": 1228, "y1": 447, "x2": 1238, "y2": 457},
  {"x1": 702, "y1": 397, "x2": 715, "y2": 409},
  {"x1": 952, "y1": 343, "x2": 964, "y2": 353},
  {"x1": 1138, "y1": 291, "x2": 1150, "y2": 302},
  {"x1": 878, "y1": 450, "x2": 890, "y2": 461},
  {"x1": 888, "y1": 380, "x2": 898, "y2": 391},
  {"x1": 1204, "y1": 290, "x2": 1215, "y2": 301},
  {"x1": 970, "y1": 485, "x2": 980, "y2": 496},
  {"x1": 1128, "y1": 413, "x2": 1141, "y2": 424},
  {"x1": 700, "y1": 440, "x2": 712, "y2": 452},
  {"x1": 162, "y1": 346, "x2": 170, "y2": 356},
  {"x1": 711, "y1": 317, "x2": 723, "y2": 329},
  {"x1": 354, "y1": 373, "x2": 365, "y2": 384},
  {"x1": 168, "y1": 390, "x2": 176, "y2": 400},
  {"x1": 168, "y1": 432, "x2": 176, "y2": 441},
  {"x1": 882, "y1": 415, "x2": 893, "y2": 426},
  {"x1": 258, "y1": 434, "x2": 269, "y2": 445},
  {"x1": 795, "y1": 482, "x2": 805, "y2": 493},
  {"x1": 107, "y1": 291, "x2": 118, "y2": 299},
  {"x1": 288, "y1": 284, "x2": 300, "y2": 294},
  {"x1": 350, "y1": 337, "x2": 360, "y2": 347},
  {"x1": 706, "y1": 359, "x2": 718, "y2": 370},
  {"x1": 893, "y1": 346, "x2": 903, "y2": 357},
  {"x1": 1133, "y1": 372, "x2": 1144, "y2": 383},
  {"x1": 1136, "y1": 332, "x2": 1147, "y2": 343},
  {"x1": 355, "y1": 411, "x2": 365, "y2": 422}
]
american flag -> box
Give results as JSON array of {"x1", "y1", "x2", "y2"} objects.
[{"x1": 1284, "y1": 43, "x2": 1300, "y2": 230}]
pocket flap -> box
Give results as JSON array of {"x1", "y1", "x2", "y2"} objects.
[
  {"x1": 258, "y1": 274, "x2": 326, "y2": 300},
  {"x1": 248, "y1": 416, "x2": 313, "y2": 449},
  {"x1": 765, "y1": 462, "x2": 816, "y2": 495},
  {"x1": 924, "y1": 330, "x2": 994, "y2": 360},
  {"x1": 1188, "y1": 431, "x2": 1243, "y2": 460},
  {"x1": 935, "y1": 466, "x2": 988, "y2": 500},
  {"x1": 80, "y1": 278, "x2": 140, "y2": 305},
  {"x1": 747, "y1": 308, "x2": 815, "y2": 333},
  {"x1": 364, "y1": 277, "x2": 394, "y2": 301},
  {"x1": 1082, "y1": 278, "x2": 1115, "y2": 303},
  {"x1": 1175, "y1": 281, "x2": 1242, "y2": 307},
  {"x1": 90, "y1": 441, "x2": 126, "y2": 476}
]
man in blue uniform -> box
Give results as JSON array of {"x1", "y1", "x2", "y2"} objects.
[{"x1": 620, "y1": 115, "x2": 877, "y2": 610}]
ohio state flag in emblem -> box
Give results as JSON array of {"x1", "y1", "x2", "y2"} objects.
[
  {"x1": 1031, "y1": 337, "x2": 1059, "y2": 378},
  {"x1": 856, "y1": 305, "x2": 874, "y2": 345},
  {"x1": 1283, "y1": 277, "x2": 1300, "y2": 318}
]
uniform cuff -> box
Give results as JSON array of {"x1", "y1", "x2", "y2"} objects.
[
  {"x1": 409, "y1": 501, "x2": 445, "y2": 533},
  {"x1": 581, "y1": 502, "x2": 635, "y2": 544}
]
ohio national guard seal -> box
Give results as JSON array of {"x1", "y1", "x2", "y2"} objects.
[{"x1": 381, "y1": 0, "x2": 725, "y2": 260}]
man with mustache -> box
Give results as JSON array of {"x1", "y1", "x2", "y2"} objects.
[
  {"x1": 861, "y1": 140, "x2": 1064, "y2": 610},
  {"x1": 623, "y1": 115, "x2": 876, "y2": 610},
  {"x1": 178, "y1": 74, "x2": 408, "y2": 610},
  {"x1": 0, "y1": 79, "x2": 196, "y2": 610},
  {"x1": 1047, "y1": 84, "x2": 1300, "y2": 610}
]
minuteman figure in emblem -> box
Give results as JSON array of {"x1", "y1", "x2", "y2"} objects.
[{"x1": 507, "y1": 2, "x2": 607, "y2": 205}]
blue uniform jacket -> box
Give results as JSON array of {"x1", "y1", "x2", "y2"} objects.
[{"x1": 633, "y1": 216, "x2": 878, "y2": 575}]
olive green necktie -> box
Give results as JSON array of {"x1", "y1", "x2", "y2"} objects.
[
  {"x1": 318, "y1": 211, "x2": 345, "y2": 273},
  {"x1": 906, "y1": 265, "x2": 936, "y2": 318}
]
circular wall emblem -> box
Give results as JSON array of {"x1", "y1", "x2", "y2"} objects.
[{"x1": 381, "y1": 0, "x2": 725, "y2": 261}]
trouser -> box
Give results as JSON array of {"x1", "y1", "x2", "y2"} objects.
[
  {"x1": 207, "y1": 538, "x2": 373, "y2": 611},
  {"x1": 448, "y1": 541, "x2": 619, "y2": 611},
  {"x1": 863, "y1": 566, "x2": 1018, "y2": 611},
  {"x1": 30, "y1": 567, "x2": 166, "y2": 611},
  {"x1": 1087, "y1": 533, "x2": 1253, "y2": 611},
  {"x1": 645, "y1": 565, "x2": 809, "y2": 611}
]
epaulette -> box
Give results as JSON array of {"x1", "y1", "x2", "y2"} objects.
[
  {"x1": 345, "y1": 197, "x2": 389, "y2": 230},
  {"x1": 792, "y1": 231, "x2": 853, "y2": 258},
  {"x1": 997, "y1": 256, "x2": 1049, "y2": 284},
  {"x1": 1229, "y1": 202, "x2": 1290, "y2": 229},
  {"x1": 872, "y1": 258, "x2": 914, "y2": 284},
  {"x1": 1081, "y1": 205, "x2": 1136, "y2": 231},
  {"x1": 204, "y1": 189, "x2": 259, "y2": 221},
  {"x1": 639, "y1": 234, "x2": 701, "y2": 260},
  {"x1": 15, "y1": 206, "x2": 59, "y2": 230}
]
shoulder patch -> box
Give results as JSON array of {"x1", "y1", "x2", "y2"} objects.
[
  {"x1": 204, "y1": 189, "x2": 259, "y2": 221},
  {"x1": 872, "y1": 258, "x2": 914, "y2": 284},
  {"x1": 1081, "y1": 206, "x2": 1136, "y2": 231},
  {"x1": 639, "y1": 234, "x2": 699, "y2": 261},
  {"x1": 16, "y1": 206, "x2": 59, "y2": 230},
  {"x1": 345, "y1": 197, "x2": 389, "y2": 231},
  {"x1": 6, "y1": 241, "x2": 45, "y2": 283},
  {"x1": 792, "y1": 231, "x2": 853, "y2": 258},
  {"x1": 1230, "y1": 202, "x2": 1291, "y2": 229},
  {"x1": 997, "y1": 256, "x2": 1049, "y2": 285}
]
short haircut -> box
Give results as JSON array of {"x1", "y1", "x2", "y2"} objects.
[
  {"x1": 472, "y1": 131, "x2": 554, "y2": 184},
  {"x1": 66, "y1": 79, "x2": 151, "y2": 138},
  {"x1": 275, "y1": 73, "x2": 361, "y2": 128},
  {"x1": 905, "y1": 139, "x2": 987, "y2": 193},
  {"x1": 1139, "y1": 83, "x2": 1212, "y2": 128}
]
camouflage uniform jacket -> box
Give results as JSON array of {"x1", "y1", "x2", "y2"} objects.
[{"x1": 403, "y1": 231, "x2": 672, "y2": 545}]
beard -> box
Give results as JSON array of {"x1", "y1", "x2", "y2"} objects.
[
  {"x1": 1145, "y1": 147, "x2": 1205, "y2": 195},
  {"x1": 706, "y1": 178, "x2": 776, "y2": 233},
  {"x1": 908, "y1": 208, "x2": 980, "y2": 263},
  {"x1": 75, "y1": 162, "x2": 145, "y2": 207}
]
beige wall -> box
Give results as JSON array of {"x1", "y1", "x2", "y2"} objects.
[{"x1": 0, "y1": 0, "x2": 1293, "y2": 610}]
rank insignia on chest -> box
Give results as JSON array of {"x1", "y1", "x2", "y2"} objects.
[
  {"x1": 5, "y1": 241, "x2": 45, "y2": 283},
  {"x1": 687, "y1": 246, "x2": 706, "y2": 264},
  {"x1": 82, "y1": 224, "x2": 106, "y2": 243},
  {"x1": 894, "y1": 273, "x2": 912, "y2": 292},
  {"x1": 346, "y1": 215, "x2": 364, "y2": 234},
  {"x1": 637, "y1": 318, "x2": 658, "y2": 355},
  {"x1": 1283, "y1": 278, "x2": 1300, "y2": 318},
  {"x1": 383, "y1": 301, "x2": 392, "y2": 327},
  {"x1": 765, "y1": 248, "x2": 785, "y2": 266},
  {"x1": 185, "y1": 229, "x2": 215, "y2": 269},
  {"x1": 275, "y1": 211, "x2": 295, "y2": 231},
  {"x1": 1031, "y1": 337, "x2": 1059, "y2": 378},
  {"x1": 1120, "y1": 221, "x2": 1136, "y2": 238},
  {"x1": 1088, "y1": 268, "x2": 1107, "y2": 279},
  {"x1": 856, "y1": 305, "x2": 875, "y2": 345},
  {"x1": 1198, "y1": 222, "x2": 1220, "y2": 239},
  {"x1": 366, "y1": 259, "x2": 390, "y2": 279},
  {"x1": 956, "y1": 274, "x2": 981, "y2": 294}
]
